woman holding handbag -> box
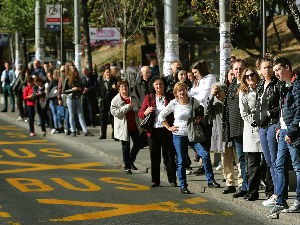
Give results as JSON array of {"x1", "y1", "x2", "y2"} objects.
[
  {"x1": 159, "y1": 82, "x2": 220, "y2": 194},
  {"x1": 110, "y1": 79, "x2": 142, "y2": 174},
  {"x1": 138, "y1": 77, "x2": 177, "y2": 187}
]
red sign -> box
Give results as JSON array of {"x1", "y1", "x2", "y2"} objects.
[{"x1": 47, "y1": 18, "x2": 60, "y2": 22}]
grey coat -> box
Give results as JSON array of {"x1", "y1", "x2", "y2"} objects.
[{"x1": 239, "y1": 89, "x2": 262, "y2": 153}]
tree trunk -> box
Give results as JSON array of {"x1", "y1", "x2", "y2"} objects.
[
  {"x1": 123, "y1": 38, "x2": 127, "y2": 74},
  {"x1": 272, "y1": 18, "x2": 282, "y2": 52},
  {"x1": 20, "y1": 33, "x2": 27, "y2": 66},
  {"x1": 9, "y1": 34, "x2": 14, "y2": 65},
  {"x1": 56, "y1": 33, "x2": 61, "y2": 62},
  {"x1": 154, "y1": 0, "x2": 164, "y2": 77},
  {"x1": 81, "y1": 0, "x2": 93, "y2": 71}
]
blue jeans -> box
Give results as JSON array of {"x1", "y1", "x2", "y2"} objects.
[
  {"x1": 66, "y1": 97, "x2": 87, "y2": 133},
  {"x1": 121, "y1": 130, "x2": 141, "y2": 169},
  {"x1": 233, "y1": 136, "x2": 247, "y2": 191},
  {"x1": 64, "y1": 106, "x2": 70, "y2": 129},
  {"x1": 49, "y1": 100, "x2": 59, "y2": 129},
  {"x1": 259, "y1": 124, "x2": 278, "y2": 195},
  {"x1": 3, "y1": 85, "x2": 15, "y2": 110},
  {"x1": 276, "y1": 129, "x2": 300, "y2": 205},
  {"x1": 173, "y1": 134, "x2": 215, "y2": 188}
]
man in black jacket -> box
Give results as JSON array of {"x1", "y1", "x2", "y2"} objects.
[
  {"x1": 267, "y1": 57, "x2": 300, "y2": 217},
  {"x1": 82, "y1": 67, "x2": 98, "y2": 127}
]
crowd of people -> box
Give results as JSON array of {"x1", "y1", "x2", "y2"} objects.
[{"x1": 0, "y1": 54, "x2": 299, "y2": 218}]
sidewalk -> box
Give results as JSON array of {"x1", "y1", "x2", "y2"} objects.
[{"x1": 0, "y1": 107, "x2": 298, "y2": 224}]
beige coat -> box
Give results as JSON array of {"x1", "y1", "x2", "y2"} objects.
[{"x1": 110, "y1": 93, "x2": 141, "y2": 141}]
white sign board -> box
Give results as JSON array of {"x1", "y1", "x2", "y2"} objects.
[
  {"x1": 46, "y1": 4, "x2": 61, "y2": 25},
  {"x1": 89, "y1": 27, "x2": 120, "y2": 46}
]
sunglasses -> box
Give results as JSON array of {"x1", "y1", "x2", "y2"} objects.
[{"x1": 245, "y1": 73, "x2": 256, "y2": 79}]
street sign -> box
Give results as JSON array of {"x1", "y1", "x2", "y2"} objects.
[
  {"x1": 89, "y1": 27, "x2": 120, "y2": 46},
  {"x1": 46, "y1": 4, "x2": 61, "y2": 25}
]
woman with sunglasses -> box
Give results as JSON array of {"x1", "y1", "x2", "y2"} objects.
[{"x1": 239, "y1": 68, "x2": 262, "y2": 201}]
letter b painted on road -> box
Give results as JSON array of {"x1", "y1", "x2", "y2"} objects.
[{"x1": 6, "y1": 178, "x2": 54, "y2": 192}]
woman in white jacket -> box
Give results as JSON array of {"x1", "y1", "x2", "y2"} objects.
[
  {"x1": 239, "y1": 67, "x2": 262, "y2": 201},
  {"x1": 189, "y1": 60, "x2": 216, "y2": 106},
  {"x1": 110, "y1": 79, "x2": 141, "y2": 174}
]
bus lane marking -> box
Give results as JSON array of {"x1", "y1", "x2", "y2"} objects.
[
  {"x1": 0, "y1": 126, "x2": 23, "y2": 131},
  {"x1": 4, "y1": 132, "x2": 27, "y2": 139},
  {"x1": 0, "y1": 161, "x2": 120, "y2": 174},
  {"x1": 36, "y1": 198, "x2": 232, "y2": 221},
  {"x1": 0, "y1": 140, "x2": 57, "y2": 146}
]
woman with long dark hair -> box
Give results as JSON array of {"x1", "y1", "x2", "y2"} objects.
[{"x1": 63, "y1": 66, "x2": 93, "y2": 137}]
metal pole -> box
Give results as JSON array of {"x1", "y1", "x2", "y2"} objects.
[
  {"x1": 35, "y1": 0, "x2": 45, "y2": 63},
  {"x1": 60, "y1": 3, "x2": 64, "y2": 65},
  {"x1": 262, "y1": 0, "x2": 267, "y2": 56},
  {"x1": 219, "y1": 0, "x2": 231, "y2": 83},
  {"x1": 163, "y1": 0, "x2": 179, "y2": 77},
  {"x1": 15, "y1": 32, "x2": 20, "y2": 69},
  {"x1": 74, "y1": 0, "x2": 81, "y2": 74}
]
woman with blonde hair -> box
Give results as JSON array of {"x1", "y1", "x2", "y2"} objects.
[{"x1": 159, "y1": 82, "x2": 220, "y2": 194}]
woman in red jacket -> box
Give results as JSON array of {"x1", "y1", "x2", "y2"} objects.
[
  {"x1": 138, "y1": 77, "x2": 177, "y2": 187},
  {"x1": 23, "y1": 76, "x2": 36, "y2": 136}
]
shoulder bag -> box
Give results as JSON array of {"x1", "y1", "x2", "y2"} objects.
[
  {"x1": 187, "y1": 97, "x2": 206, "y2": 143},
  {"x1": 140, "y1": 95, "x2": 154, "y2": 130}
]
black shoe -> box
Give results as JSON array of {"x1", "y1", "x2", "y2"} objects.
[
  {"x1": 131, "y1": 163, "x2": 138, "y2": 170},
  {"x1": 151, "y1": 183, "x2": 160, "y2": 187},
  {"x1": 72, "y1": 132, "x2": 76, "y2": 137},
  {"x1": 194, "y1": 165, "x2": 205, "y2": 176},
  {"x1": 181, "y1": 187, "x2": 190, "y2": 194},
  {"x1": 125, "y1": 169, "x2": 132, "y2": 174},
  {"x1": 208, "y1": 181, "x2": 220, "y2": 188},
  {"x1": 84, "y1": 131, "x2": 94, "y2": 136},
  {"x1": 222, "y1": 186, "x2": 236, "y2": 194},
  {"x1": 66, "y1": 130, "x2": 71, "y2": 135},
  {"x1": 245, "y1": 194, "x2": 259, "y2": 201},
  {"x1": 1, "y1": 109, "x2": 7, "y2": 112},
  {"x1": 99, "y1": 135, "x2": 106, "y2": 139},
  {"x1": 11, "y1": 109, "x2": 15, "y2": 112},
  {"x1": 233, "y1": 189, "x2": 247, "y2": 198},
  {"x1": 170, "y1": 182, "x2": 178, "y2": 187},
  {"x1": 77, "y1": 130, "x2": 80, "y2": 135},
  {"x1": 222, "y1": 178, "x2": 226, "y2": 182}
]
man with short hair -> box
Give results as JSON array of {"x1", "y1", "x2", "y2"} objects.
[
  {"x1": 1, "y1": 61, "x2": 16, "y2": 112},
  {"x1": 149, "y1": 56, "x2": 159, "y2": 77},
  {"x1": 166, "y1": 60, "x2": 182, "y2": 95},
  {"x1": 82, "y1": 67, "x2": 98, "y2": 127},
  {"x1": 133, "y1": 66, "x2": 152, "y2": 109},
  {"x1": 31, "y1": 59, "x2": 46, "y2": 81},
  {"x1": 267, "y1": 57, "x2": 300, "y2": 217}
]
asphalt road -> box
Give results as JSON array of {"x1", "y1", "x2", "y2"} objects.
[{"x1": 0, "y1": 118, "x2": 287, "y2": 225}]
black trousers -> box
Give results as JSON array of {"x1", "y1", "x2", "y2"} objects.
[
  {"x1": 246, "y1": 152, "x2": 262, "y2": 196},
  {"x1": 260, "y1": 156, "x2": 274, "y2": 197},
  {"x1": 82, "y1": 95, "x2": 97, "y2": 126},
  {"x1": 26, "y1": 105, "x2": 35, "y2": 133},
  {"x1": 16, "y1": 90, "x2": 25, "y2": 118},
  {"x1": 101, "y1": 109, "x2": 114, "y2": 138},
  {"x1": 148, "y1": 128, "x2": 177, "y2": 184}
]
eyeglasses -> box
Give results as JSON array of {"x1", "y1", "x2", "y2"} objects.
[{"x1": 245, "y1": 73, "x2": 256, "y2": 79}]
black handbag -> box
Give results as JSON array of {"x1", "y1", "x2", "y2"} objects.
[
  {"x1": 140, "y1": 95, "x2": 154, "y2": 130},
  {"x1": 187, "y1": 97, "x2": 206, "y2": 143},
  {"x1": 48, "y1": 86, "x2": 58, "y2": 99}
]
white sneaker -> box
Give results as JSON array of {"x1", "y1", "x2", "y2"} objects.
[
  {"x1": 24, "y1": 119, "x2": 28, "y2": 123},
  {"x1": 282, "y1": 200, "x2": 300, "y2": 213},
  {"x1": 186, "y1": 168, "x2": 193, "y2": 175},
  {"x1": 216, "y1": 164, "x2": 222, "y2": 171},
  {"x1": 17, "y1": 116, "x2": 23, "y2": 121},
  {"x1": 262, "y1": 195, "x2": 277, "y2": 207},
  {"x1": 51, "y1": 129, "x2": 57, "y2": 134}
]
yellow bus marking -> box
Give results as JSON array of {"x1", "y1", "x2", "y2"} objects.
[
  {"x1": 99, "y1": 177, "x2": 149, "y2": 191},
  {"x1": 7, "y1": 222, "x2": 22, "y2": 225},
  {"x1": 37, "y1": 198, "x2": 232, "y2": 221},
  {"x1": 39, "y1": 149, "x2": 72, "y2": 158},
  {"x1": 6, "y1": 178, "x2": 54, "y2": 192},
  {"x1": 184, "y1": 198, "x2": 208, "y2": 204},
  {"x1": 2, "y1": 149, "x2": 36, "y2": 158},
  {"x1": 0, "y1": 212, "x2": 11, "y2": 217},
  {"x1": 0, "y1": 126, "x2": 23, "y2": 130},
  {"x1": 0, "y1": 161, "x2": 119, "y2": 173},
  {"x1": 50, "y1": 178, "x2": 101, "y2": 191},
  {"x1": 0, "y1": 140, "x2": 57, "y2": 145},
  {"x1": 4, "y1": 132, "x2": 27, "y2": 138}
]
